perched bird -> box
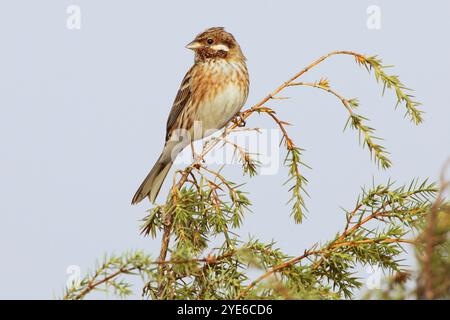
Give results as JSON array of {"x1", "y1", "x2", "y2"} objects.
[{"x1": 132, "y1": 27, "x2": 249, "y2": 205}]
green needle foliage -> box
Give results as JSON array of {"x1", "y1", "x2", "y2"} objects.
[
  {"x1": 63, "y1": 51, "x2": 449, "y2": 300},
  {"x1": 284, "y1": 146, "x2": 309, "y2": 223},
  {"x1": 345, "y1": 113, "x2": 392, "y2": 169},
  {"x1": 357, "y1": 55, "x2": 423, "y2": 125},
  {"x1": 64, "y1": 251, "x2": 156, "y2": 300}
]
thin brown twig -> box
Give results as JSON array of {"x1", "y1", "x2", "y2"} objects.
[
  {"x1": 157, "y1": 167, "x2": 193, "y2": 296},
  {"x1": 289, "y1": 81, "x2": 355, "y2": 114},
  {"x1": 65, "y1": 267, "x2": 130, "y2": 300}
]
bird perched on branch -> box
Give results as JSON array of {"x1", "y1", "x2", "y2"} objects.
[{"x1": 132, "y1": 27, "x2": 249, "y2": 205}]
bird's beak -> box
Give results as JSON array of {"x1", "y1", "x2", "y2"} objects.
[{"x1": 185, "y1": 40, "x2": 202, "y2": 50}]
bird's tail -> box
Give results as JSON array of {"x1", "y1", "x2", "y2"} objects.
[{"x1": 131, "y1": 145, "x2": 176, "y2": 205}]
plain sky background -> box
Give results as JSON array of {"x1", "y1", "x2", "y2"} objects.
[{"x1": 0, "y1": 1, "x2": 449, "y2": 299}]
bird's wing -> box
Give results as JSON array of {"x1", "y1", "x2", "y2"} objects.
[{"x1": 165, "y1": 66, "x2": 194, "y2": 141}]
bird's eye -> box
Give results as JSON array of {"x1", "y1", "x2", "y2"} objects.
[{"x1": 207, "y1": 38, "x2": 214, "y2": 44}]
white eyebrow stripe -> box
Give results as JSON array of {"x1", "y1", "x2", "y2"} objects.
[{"x1": 211, "y1": 44, "x2": 230, "y2": 52}]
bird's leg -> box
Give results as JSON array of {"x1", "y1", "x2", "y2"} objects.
[
  {"x1": 231, "y1": 112, "x2": 246, "y2": 127},
  {"x1": 190, "y1": 141, "x2": 204, "y2": 163}
]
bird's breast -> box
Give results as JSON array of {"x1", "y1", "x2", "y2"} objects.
[
  {"x1": 192, "y1": 60, "x2": 249, "y2": 134},
  {"x1": 195, "y1": 82, "x2": 247, "y2": 133}
]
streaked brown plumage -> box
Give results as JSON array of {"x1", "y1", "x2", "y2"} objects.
[{"x1": 132, "y1": 27, "x2": 249, "y2": 204}]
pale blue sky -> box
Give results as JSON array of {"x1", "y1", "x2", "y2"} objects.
[{"x1": 0, "y1": 0, "x2": 449, "y2": 298}]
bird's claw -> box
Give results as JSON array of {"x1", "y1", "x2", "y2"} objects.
[{"x1": 232, "y1": 112, "x2": 246, "y2": 127}]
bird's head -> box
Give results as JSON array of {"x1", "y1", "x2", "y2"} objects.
[{"x1": 186, "y1": 27, "x2": 245, "y2": 62}]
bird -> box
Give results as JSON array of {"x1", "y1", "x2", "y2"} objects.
[{"x1": 132, "y1": 27, "x2": 250, "y2": 205}]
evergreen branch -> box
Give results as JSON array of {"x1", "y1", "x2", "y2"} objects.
[
  {"x1": 64, "y1": 251, "x2": 239, "y2": 300},
  {"x1": 68, "y1": 268, "x2": 131, "y2": 300},
  {"x1": 355, "y1": 55, "x2": 423, "y2": 124},
  {"x1": 290, "y1": 81, "x2": 391, "y2": 169},
  {"x1": 236, "y1": 236, "x2": 414, "y2": 300},
  {"x1": 255, "y1": 107, "x2": 309, "y2": 222},
  {"x1": 63, "y1": 251, "x2": 154, "y2": 300},
  {"x1": 236, "y1": 180, "x2": 437, "y2": 299},
  {"x1": 156, "y1": 168, "x2": 194, "y2": 296}
]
